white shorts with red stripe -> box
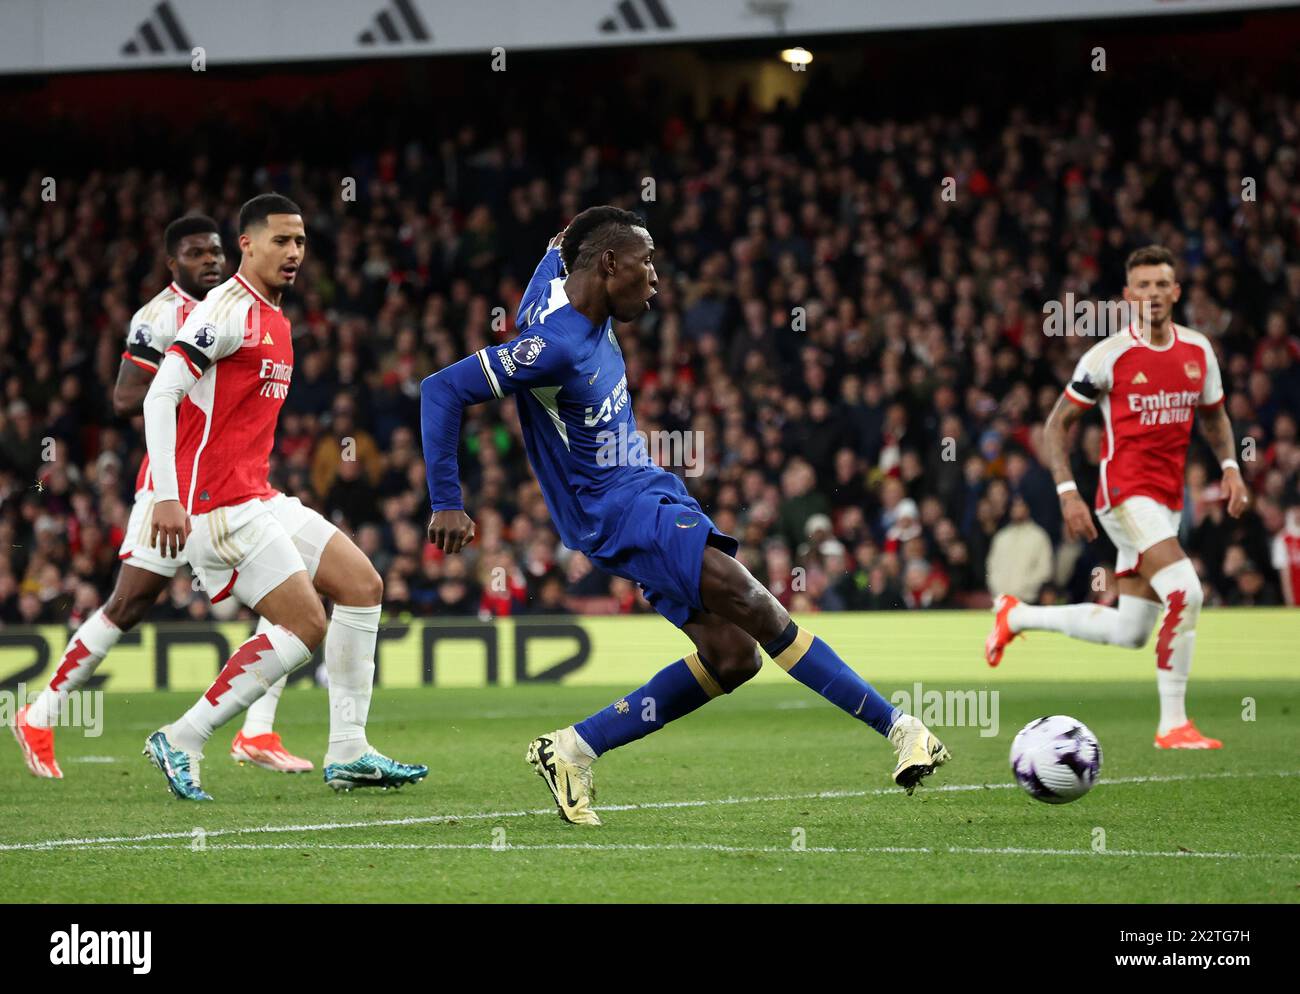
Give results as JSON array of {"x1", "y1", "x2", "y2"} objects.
[
  {"x1": 1096, "y1": 496, "x2": 1181, "y2": 578},
  {"x1": 119, "y1": 489, "x2": 187, "y2": 578},
  {"x1": 187, "y1": 495, "x2": 338, "y2": 608},
  {"x1": 119, "y1": 490, "x2": 339, "y2": 587}
]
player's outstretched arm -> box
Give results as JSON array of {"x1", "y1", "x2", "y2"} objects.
[
  {"x1": 421, "y1": 335, "x2": 569, "y2": 552},
  {"x1": 515, "y1": 231, "x2": 567, "y2": 330},
  {"x1": 1197, "y1": 402, "x2": 1250, "y2": 517},
  {"x1": 420, "y1": 354, "x2": 499, "y2": 552},
  {"x1": 1043, "y1": 390, "x2": 1098, "y2": 542},
  {"x1": 142, "y1": 352, "x2": 197, "y2": 557}
]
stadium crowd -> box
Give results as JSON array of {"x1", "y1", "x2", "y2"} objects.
[{"x1": 2, "y1": 65, "x2": 1300, "y2": 627}]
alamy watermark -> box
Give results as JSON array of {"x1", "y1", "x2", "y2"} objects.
[
  {"x1": 50, "y1": 925, "x2": 150, "y2": 974},
  {"x1": 0, "y1": 683, "x2": 103, "y2": 737},
  {"x1": 1043, "y1": 297, "x2": 1152, "y2": 338},
  {"x1": 596, "y1": 422, "x2": 705, "y2": 478},
  {"x1": 891, "y1": 681, "x2": 999, "y2": 737}
]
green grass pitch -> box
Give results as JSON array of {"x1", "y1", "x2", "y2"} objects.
[{"x1": 2, "y1": 609, "x2": 1298, "y2": 903}]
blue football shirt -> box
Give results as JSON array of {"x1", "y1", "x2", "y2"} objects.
[{"x1": 422, "y1": 248, "x2": 668, "y2": 552}]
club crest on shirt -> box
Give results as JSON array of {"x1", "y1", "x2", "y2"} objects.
[
  {"x1": 193, "y1": 324, "x2": 216, "y2": 348},
  {"x1": 1184, "y1": 361, "x2": 1201, "y2": 380},
  {"x1": 132, "y1": 324, "x2": 152, "y2": 346}
]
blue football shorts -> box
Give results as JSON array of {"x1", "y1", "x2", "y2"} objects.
[{"x1": 588, "y1": 476, "x2": 739, "y2": 628}]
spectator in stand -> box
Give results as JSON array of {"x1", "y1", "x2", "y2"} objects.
[{"x1": 987, "y1": 496, "x2": 1054, "y2": 604}]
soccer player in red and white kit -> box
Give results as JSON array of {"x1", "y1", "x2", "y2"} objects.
[
  {"x1": 141, "y1": 194, "x2": 425, "y2": 799},
  {"x1": 985, "y1": 245, "x2": 1250, "y2": 749},
  {"x1": 10, "y1": 216, "x2": 314, "y2": 778},
  {"x1": 1272, "y1": 504, "x2": 1300, "y2": 606}
]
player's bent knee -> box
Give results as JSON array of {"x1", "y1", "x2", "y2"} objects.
[
  {"x1": 710, "y1": 643, "x2": 762, "y2": 692},
  {"x1": 284, "y1": 603, "x2": 327, "y2": 651},
  {"x1": 1153, "y1": 558, "x2": 1203, "y2": 617},
  {"x1": 359, "y1": 567, "x2": 383, "y2": 606},
  {"x1": 301, "y1": 613, "x2": 328, "y2": 652},
  {"x1": 1114, "y1": 628, "x2": 1150, "y2": 650},
  {"x1": 103, "y1": 589, "x2": 154, "y2": 631},
  {"x1": 1111, "y1": 595, "x2": 1160, "y2": 649},
  {"x1": 326, "y1": 560, "x2": 382, "y2": 606},
  {"x1": 101, "y1": 600, "x2": 136, "y2": 631}
]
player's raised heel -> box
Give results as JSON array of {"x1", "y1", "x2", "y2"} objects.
[
  {"x1": 322, "y1": 750, "x2": 428, "y2": 791},
  {"x1": 526, "y1": 730, "x2": 601, "y2": 826},
  {"x1": 985, "y1": 594, "x2": 1022, "y2": 667},
  {"x1": 11, "y1": 705, "x2": 63, "y2": 779},
  {"x1": 888, "y1": 714, "x2": 951, "y2": 795},
  {"x1": 143, "y1": 730, "x2": 212, "y2": 801}
]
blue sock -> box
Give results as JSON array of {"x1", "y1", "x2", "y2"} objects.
[
  {"x1": 574, "y1": 654, "x2": 721, "y2": 757},
  {"x1": 761, "y1": 621, "x2": 900, "y2": 737}
]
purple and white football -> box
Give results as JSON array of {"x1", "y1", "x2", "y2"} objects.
[{"x1": 1010, "y1": 715, "x2": 1103, "y2": 804}]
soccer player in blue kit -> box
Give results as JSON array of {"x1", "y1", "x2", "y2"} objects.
[{"x1": 420, "y1": 206, "x2": 949, "y2": 825}]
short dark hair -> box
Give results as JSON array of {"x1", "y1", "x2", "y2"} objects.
[
  {"x1": 560, "y1": 206, "x2": 646, "y2": 272},
  {"x1": 164, "y1": 214, "x2": 219, "y2": 256},
  {"x1": 239, "y1": 193, "x2": 303, "y2": 233},
  {"x1": 1126, "y1": 245, "x2": 1177, "y2": 273}
]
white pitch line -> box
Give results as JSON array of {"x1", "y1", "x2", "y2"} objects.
[
  {"x1": 1, "y1": 769, "x2": 1295, "y2": 854},
  {"x1": 24, "y1": 841, "x2": 1300, "y2": 860}
]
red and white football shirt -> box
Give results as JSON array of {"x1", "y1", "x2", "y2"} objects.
[
  {"x1": 166, "y1": 273, "x2": 294, "y2": 513},
  {"x1": 124, "y1": 282, "x2": 200, "y2": 493},
  {"x1": 1271, "y1": 526, "x2": 1300, "y2": 606},
  {"x1": 1065, "y1": 324, "x2": 1224, "y2": 512}
]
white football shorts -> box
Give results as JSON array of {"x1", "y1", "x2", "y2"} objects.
[
  {"x1": 1096, "y1": 495, "x2": 1181, "y2": 578},
  {"x1": 122, "y1": 490, "x2": 339, "y2": 594},
  {"x1": 119, "y1": 490, "x2": 187, "y2": 578}
]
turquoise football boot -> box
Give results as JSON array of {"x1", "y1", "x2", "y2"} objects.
[
  {"x1": 323, "y1": 750, "x2": 428, "y2": 792},
  {"x1": 143, "y1": 729, "x2": 213, "y2": 801}
]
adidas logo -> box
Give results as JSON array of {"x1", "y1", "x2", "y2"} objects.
[
  {"x1": 121, "y1": 1, "x2": 192, "y2": 56},
  {"x1": 358, "y1": 0, "x2": 432, "y2": 46},
  {"x1": 1133, "y1": 372, "x2": 1149, "y2": 384},
  {"x1": 599, "y1": 0, "x2": 675, "y2": 34},
  {"x1": 262, "y1": 332, "x2": 274, "y2": 345}
]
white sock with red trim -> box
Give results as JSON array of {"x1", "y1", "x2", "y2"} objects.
[
  {"x1": 1149, "y1": 559, "x2": 1203, "y2": 735},
  {"x1": 1009, "y1": 596, "x2": 1159, "y2": 648},
  {"x1": 27, "y1": 610, "x2": 121, "y2": 728},
  {"x1": 167, "y1": 625, "x2": 311, "y2": 753},
  {"x1": 239, "y1": 617, "x2": 287, "y2": 738},
  {"x1": 324, "y1": 604, "x2": 380, "y2": 765}
]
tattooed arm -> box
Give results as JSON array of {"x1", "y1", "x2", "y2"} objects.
[
  {"x1": 1198, "y1": 403, "x2": 1250, "y2": 518},
  {"x1": 1043, "y1": 391, "x2": 1099, "y2": 542}
]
